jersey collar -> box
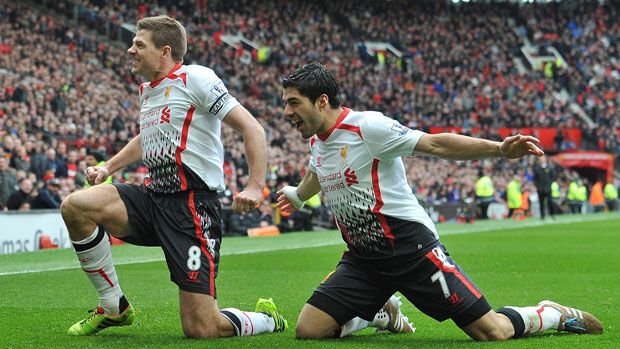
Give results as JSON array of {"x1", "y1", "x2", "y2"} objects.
[
  {"x1": 149, "y1": 63, "x2": 183, "y2": 88},
  {"x1": 317, "y1": 107, "x2": 350, "y2": 141}
]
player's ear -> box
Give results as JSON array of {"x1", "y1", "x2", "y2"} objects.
[
  {"x1": 317, "y1": 94, "x2": 329, "y2": 110},
  {"x1": 162, "y1": 45, "x2": 172, "y2": 58}
]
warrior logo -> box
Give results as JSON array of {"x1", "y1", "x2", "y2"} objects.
[
  {"x1": 344, "y1": 168, "x2": 359, "y2": 186},
  {"x1": 159, "y1": 106, "x2": 171, "y2": 124}
]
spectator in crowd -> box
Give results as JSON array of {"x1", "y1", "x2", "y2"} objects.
[
  {"x1": 567, "y1": 174, "x2": 586, "y2": 214},
  {"x1": 32, "y1": 178, "x2": 62, "y2": 209},
  {"x1": 6, "y1": 178, "x2": 34, "y2": 210},
  {"x1": 550, "y1": 180, "x2": 562, "y2": 214},
  {"x1": 54, "y1": 142, "x2": 69, "y2": 178},
  {"x1": 12, "y1": 145, "x2": 32, "y2": 173},
  {"x1": 290, "y1": 193, "x2": 321, "y2": 232},
  {"x1": 506, "y1": 173, "x2": 523, "y2": 219},
  {"x1": 0, "y1": 156, "x2": 18, "y2": 209},
  {"x1": 31, "y1": 149, "x2": 60, "y2": 181},
  {"x1": 475, "y1": 167, "x2": 495, "y2": 219},
  {"x1": 18, "y1": 201, "x2": 32, "y2": 211},
  {"x1": 66, "y1": 149, "x2": 80, "y2": 179},
  {"x1": 532, "y1": 155, "x2": 556, "y2": 220},
  {"x1": 226, "y1": 210, "x2": 261, "y2": 236},
  {"x1": 257, "y1": 200, "x2": 275, "y2": 227},
  {"x1": 589, "y1": 179, "x2": 606, "y2": 213},
  {"x1": 604, "y1": 180, "x2": 618, "y2": 211}
]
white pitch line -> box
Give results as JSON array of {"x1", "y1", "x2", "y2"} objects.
[
  {"x1": 0, "y1": 214, "x2": 615, "y2": 277},
  {"x1": 0, "y1": 240, "x2": 342, "y2": 277}
]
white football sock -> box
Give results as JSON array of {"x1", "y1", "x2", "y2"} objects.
[
  {"x1": 341, "y1": 299, "x2": 395, "y2": 337},
  {"x1": 506, "y1": 305, "x2": 562, "y2": 335},
  {"x1": 72, "y1": 226, "x2": 124, "y2": 315},
  {"x1": 221, "y1": 308, "x2": 275, "y2": 336},
  {"x1": 340, "y1": 317, "x2": 369, "y2": 337}
]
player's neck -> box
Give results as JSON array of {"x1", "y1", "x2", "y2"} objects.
[
  {"x1": 149, "y1": 62, "x2": 179, "y2": 82},
  {"x1": 324, "y1": 107, "x2": 345, "y2": 130}
]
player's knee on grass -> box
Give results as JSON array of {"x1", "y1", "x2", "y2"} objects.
[
  {"x1": 295, "y1": 303, "x2": 341, "y2": 339},
  {"x1": 182, "y1": 323, "x2": 218, "y2": 339},
  {"x1": 469, "y1": 326, "x2": 511, "y2": 341},
  {"x1": 180, "y1": 292, "x2": 234, "y2": 339},
  {"x1": 295, "y1": 322, "x2": 333, "y2": 339},
  {"x1": 463, "y1": 311, "x2": 514, "y2": 341},
  {"x1": 181, "y1": 317, "x2": 230, "y2": 339},
  {"x1": 295, "y1": 316, "x2": 342, "y2": 339}
]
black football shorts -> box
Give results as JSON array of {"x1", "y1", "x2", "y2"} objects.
[
  {"x1": 307, "y1": 244, "x2": 491, "y2": 328},
  {"x1": 114, "y1": 183, "x2": 222, "y2": 296}
]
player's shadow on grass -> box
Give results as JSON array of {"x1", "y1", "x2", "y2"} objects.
[
  {"x1": 90, "y1": 329, "x2": 589, "y2": 348},
  {"x1": 338, "y1": 330, "x2": 582, "y2": 347}
]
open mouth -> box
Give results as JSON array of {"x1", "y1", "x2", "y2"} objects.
[{"x1": 292, "y1": 118, "x2": 303, "y2": 131}]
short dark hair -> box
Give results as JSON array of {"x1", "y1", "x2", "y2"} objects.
[
  {"x1": 137, "y1": 15, "x2": 187, "y2": 62},
  {"x1": 87, "y1": 149, "x2": 106, "y2": 163},
  {"x1": 280, "y1": 62, "x2": 341, "y2": 108}
]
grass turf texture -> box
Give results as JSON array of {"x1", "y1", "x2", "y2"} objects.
[{"x1": 1, "y1": 212, "x2": 618, "y2": 348}]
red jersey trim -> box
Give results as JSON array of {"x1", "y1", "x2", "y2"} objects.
[
  {"x1": 336, "y1": 220, "x2": 352, "y2": 245},
  {"x1": 310, "y1": 136, "x2": 317, "y2": 147},
  {"x1": 317, "y1": 107, "x2": 351, "y2": 141},
  {"x1": 139, "y1": 83, "x2": 147, "y2": 96},
  {"x1": 176, "y1": 105, "x2": 196, "y2": 190},
  {"x1": 371, "y1": 159, "x2": 395, "y2": 247},
  {"x1": 425, "y1": 250, "x2": 482, "y2": 299},
  {"x1": 149, "y1": 63, "x2": 183, "y2": 88},
  {"x1": 188, "y1": 191, "x2": 216, "y2": 296},
  {"x1": 336, "y1": 123, "x2": 363, "y2": 140}
]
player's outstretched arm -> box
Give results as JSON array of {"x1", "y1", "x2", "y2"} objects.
[
  {"x1": 223, "y1": 105, "x2": 268, "y2": 213},
  {"x1": 414, "y1": 133, "x2": 544, "y2": 161},
  {"x1": 276, "y1": 171, "x2": 321, "y2": 214},
  {"x1": 86, "y1": 135, "x2": 143, "y2": 185}
]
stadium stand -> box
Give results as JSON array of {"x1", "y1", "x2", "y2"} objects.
[{"x1": 1, "y1": 0, "x2": 618, "y2": 233}]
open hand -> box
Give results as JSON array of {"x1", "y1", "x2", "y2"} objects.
[
  {"x1": 276, "y1": 189, "x2": 297, "y2": 214},
  {"x1": 500, "y1": 134, "x2": 544, "y2": 159}
]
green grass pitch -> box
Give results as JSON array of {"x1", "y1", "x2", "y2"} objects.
[{"x1": 1, "y1": 212, "x2": 618, "y2": 348}]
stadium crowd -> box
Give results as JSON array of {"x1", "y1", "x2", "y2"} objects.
[
  {"x1": 520, "y1": 0, "x2": 619, "y2": 153},
  {"x1": 1, "y1": 0, "x2": 618, "y2": 234}
]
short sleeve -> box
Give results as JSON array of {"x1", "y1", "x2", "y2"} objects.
[
  {"x1": 191, "y1": 66, "x2": 240, "y2": 120},
  {"x1": 361, "y1": 112, "x2": 425, "y2": 159}
]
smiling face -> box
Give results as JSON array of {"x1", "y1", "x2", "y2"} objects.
[
  {"x1": 282, "y1": 87, "x2": 328, "y2": 139},
  {"x1": 127, "y1": 29, "x2": 167, "y2": 80}
]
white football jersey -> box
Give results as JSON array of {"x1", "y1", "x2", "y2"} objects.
[
  {"x1": 309, "y1": 108, "x2": 439, "y2": 258},
  {"x1": 138, "y1": 64, "x2": 239, "y2": 193}
]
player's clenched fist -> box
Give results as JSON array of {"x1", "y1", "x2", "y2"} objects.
[
  {"x1": 85, "y1": 166, "x2": 110, "y2": 186},
  {"x1": 232, "y1": 186, "x2": 262, "y2": 213}
]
